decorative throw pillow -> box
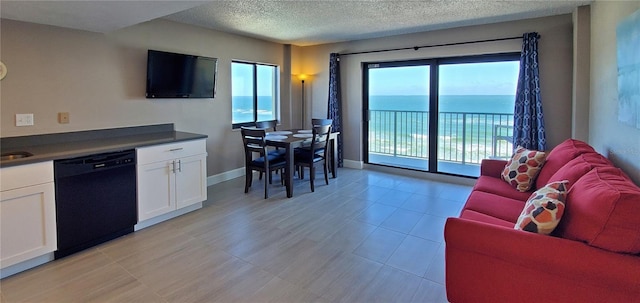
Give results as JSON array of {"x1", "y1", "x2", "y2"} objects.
[
  {"x1": 501, "y1": 146, "x2": 547, "y2": 192},
  {"x1": 515, "y1": 181, "x2": 568, "y2": 234}
]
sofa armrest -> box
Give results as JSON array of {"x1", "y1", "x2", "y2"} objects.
[
  {"x1": 480, "y1": 159, "x2": 507, "y2": 177},
  {"x1": 445, "y1": 217, "x2": 640, "y2": 300}
]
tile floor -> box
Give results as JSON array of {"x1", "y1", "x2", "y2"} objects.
[{"x1": 0, "y1": 168, "x2": 472, "y2": 302}]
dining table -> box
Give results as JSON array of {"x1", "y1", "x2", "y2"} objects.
[{"x1": 264, "y1": 129, "x2": 339, "y2": 198}]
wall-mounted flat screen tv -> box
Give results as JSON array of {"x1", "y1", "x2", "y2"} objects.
[{"x1": 146, "y1": 50, "x2": 217, "y2": 99}]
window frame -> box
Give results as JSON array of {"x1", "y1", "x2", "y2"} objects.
[
  {"x1": 231, "y1": 60, "x2": 280, "y2": 129},
  {"x1": 363, "y1": 52, "x2": 521, "y2": 177}
]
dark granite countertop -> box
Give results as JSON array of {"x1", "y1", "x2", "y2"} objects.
[{"x1": 0, "y1": 124, "x2": 207, "y2": 167}]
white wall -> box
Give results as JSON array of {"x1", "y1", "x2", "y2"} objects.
[
  {"x1": 0, "y1": 19, "x2": 292, "y2": 176},
  {"x1": 589, "y1": 1, "x2": 640, "y2": 184},
  {"x1": 299, "y1": 15, "x2": 575, "y2": 165}
]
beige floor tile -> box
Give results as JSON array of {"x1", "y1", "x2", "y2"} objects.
[
  {"x1": 242, "y1": 276, "x2": 328, "y2": 303},
  {"x1": 353, "y1": 227, "x2": 406, "y2": 263},
  {"x1": 375, "y1": 189, "x2": 414, "y2": 207},
  {"x1": 17, "y1": 262, "x2": 139, "y2": 303},
  {"x1": 411, "y1": 278, "x2": 449, "y2": 303},
  {"x1": 386, "y1": 235, "x2": 440, "y2": 277},
  {"x1": 343, "y1": 265, "x2": 422, "y2": 303},
  {"x1": 409, "y1": 214, "x2": 448, "y2": 243},
  {"x1": 1, "y1": 249, "x2": 113, "y2": 302},
  {"x1": 424, "y1": 243, "x2": 446, "y2": 284},
  {"x1": 306, "y1": 253, "x2": 383, "y2": 301},
  {"x1": 354, "y1": 203, "x2": 398, "y2": 226},
  {"x1": 317, "y1": 219, "x2": 377, "y2": 252},
  {"x1": 380, "y1": 208, "x2": 424, "y2": 233}
]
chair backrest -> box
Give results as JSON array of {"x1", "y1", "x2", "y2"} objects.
[
  {"x1": 310, "y1": 124, "x2": 332, "y2": 156},
  {"x1": 311, "y1": 118, "x2": 332, "y2": 127},
  {"x1": 241, "y1": 127, "x2": 268, "y2": 164},
  {"x1": 255, "y1": 120, "x2": 277, "y2": 131}
]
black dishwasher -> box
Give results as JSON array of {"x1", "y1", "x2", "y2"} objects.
[{"x1": 54, "y1": 149, "x2": 137, "y2": 259}]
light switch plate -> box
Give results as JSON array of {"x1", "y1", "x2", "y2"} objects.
[
  {"x1": 16, "y1": 113, "x2": 34, "y2": 126},
  {"x1": 58, "y1": 112, "x2": 70, "y2": 124}
]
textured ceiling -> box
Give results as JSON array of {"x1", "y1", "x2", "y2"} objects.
[{"x1": 1, "y1": 0, "x2": 592, "y2": 46}]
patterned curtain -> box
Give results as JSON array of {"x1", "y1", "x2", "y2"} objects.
[
  {"x1": 513, "y1": 32, "x2": 546, "y2": 151},
  {"x1": 327, "y1": 53, "x2": 343, "y2": 167}
]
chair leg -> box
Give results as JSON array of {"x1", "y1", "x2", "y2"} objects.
[
  {"x1": 324, "y1": 161, "x2": 329, "y2": 185},
  {"x1": 264, "y1": 171, "x2": 269, "y2": 199},
  {"x1": 268, "y1": 171, "x2": 273, "y2": 184},
  {"x1": 245, "y1": 168, "x2": 253, "y2": 193},
  {"x1": 310, "y1": 166, "x2": 315, "y2": 192},
  {"x1": 259, "y1": 171, "x2": 263, "y2": 180}
]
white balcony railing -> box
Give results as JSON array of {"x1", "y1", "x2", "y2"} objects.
[{"x1": 369, "y1": 110, "x2": 514, "y2": 166}]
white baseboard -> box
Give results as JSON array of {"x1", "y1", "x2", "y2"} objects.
[
  {"x1": 1, "y1": 253, "x2": 54, "y2": 279},
  {"x1": 134, "y1": 202, "x2": 202, "y2": 231},
  {"x1": 207, "y1": 167, "x2": 245, "y2": 186},
  {"x1": 343, "y1": 159, "x2": 363, "y2": 169}
]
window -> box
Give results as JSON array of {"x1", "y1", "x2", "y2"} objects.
[
  {"x1": 232, "y1": 61, "x2": 279, "y2": 128},
  {"x1": 364, "y1": 53, "x2": 520, "y2": 177}
]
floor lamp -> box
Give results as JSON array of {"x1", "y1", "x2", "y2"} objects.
[{"x1": 299, "y1": 74, "x2": 307, "y2": 129}]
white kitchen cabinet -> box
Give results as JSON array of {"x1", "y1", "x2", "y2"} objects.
[
  {"x1": 136, "y1": 139, "x2": 207, "y2": 222},
  {"x1": 0, "y1": 161, "x2": 57, "y2": 270}
]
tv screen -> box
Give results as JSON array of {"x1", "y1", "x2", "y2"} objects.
[{"x1": 146, "y1": 50, "x2": 217, "y2": 98}]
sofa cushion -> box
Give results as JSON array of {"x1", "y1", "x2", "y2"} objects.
[
  {"x1": 515, "y1": 181, "x2": 568, "y2": 235},
  {"x1": 460, "y1": 209, "x2": 515, "y2": 228},
  {"x1": 558, "y1": 167, "x2": 640, "y2": 254},
  {"x1": 536, "y1": 139, "x2": 596, "y2": 189},
  {"x1": 462, "y1": 191, "x2": 525, "y2": 223},
  {"x1": 501, "y1": 146, "x2": 547, "y2": 192},
  {"x1": 546, "y1": 153, "x2": 613, "y2": 189},
  {"x1": 473, "y1": 176, "x2": 533, "y2": 201}
]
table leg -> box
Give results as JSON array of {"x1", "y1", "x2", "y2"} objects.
[
  {"x1": 286, "y1": 145, "x2": 294, "y2": 198},
  {"x1": 331, "y1": 136, "x2": 337, "y2": 178}
]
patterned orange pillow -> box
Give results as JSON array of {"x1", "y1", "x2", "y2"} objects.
[
  {"x1": 501, "y1": 146, "x2": 547, "y2": 192},
  {"x1": 515, "y1": 181, "x2": 568, "y2": 234}
]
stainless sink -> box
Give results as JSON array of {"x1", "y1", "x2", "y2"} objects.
[{"x1": 1, "y1": 151, "x2": 34, "y2": 161}]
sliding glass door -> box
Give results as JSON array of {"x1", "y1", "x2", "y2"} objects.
[
  {"x1": 364, "y1": 54, "x2": 520, "y2": 177},
  {"x1": 365, "y1": 62, "x2": 431, "y2": 170}
]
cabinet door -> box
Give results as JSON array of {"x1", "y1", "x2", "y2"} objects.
[
  {"x1": 1, "y1": 182, "x2": 57, "y2": 268},
  {"x1": 175, "y1": 154, "x2": 207, "y2": 209},
  {"x1": 137, "y1": 160, "x2": 175, "y2": 222}
]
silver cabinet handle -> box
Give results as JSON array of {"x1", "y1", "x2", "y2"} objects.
[
  {"x1": 169, "y1": 148, "x2": 184, "y2": 152},
  {"x1": 177, "y1": 160, "x2": 182, "y2": 172}
]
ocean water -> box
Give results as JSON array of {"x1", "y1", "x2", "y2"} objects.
[
  {"x1": 232, "y1": 96, "x2": 276, "y2": 123},
  {"x1": 232, "y1": 94, "x2": 515, "y2": 123},
  {"x1": 369, "y1": 95, "x2": 515, "y2": 114}
]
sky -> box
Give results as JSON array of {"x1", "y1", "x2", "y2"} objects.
[{"x1": 369, "y1": 61, "x2": 520, "y2": 96}]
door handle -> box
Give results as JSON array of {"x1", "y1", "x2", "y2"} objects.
[
  {"x1": 170, "y1": 161, "x2": 176, "y2": 173},
  {"x1": 177, "y1": 160, "x2": 182, "y2": 172}
]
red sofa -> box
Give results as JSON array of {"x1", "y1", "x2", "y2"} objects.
[{"x1": 445, "y1": 139, "x2": 640, "y2": 302}]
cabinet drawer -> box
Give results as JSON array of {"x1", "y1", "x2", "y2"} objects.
[
  {"x1": 136, "y1": 139, "x2": 206, "y2": 165},
  {"x1": 0, "y1": 161, "x2": 54, "y2": 192}
]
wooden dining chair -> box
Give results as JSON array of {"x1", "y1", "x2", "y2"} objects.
[
  {"x1": 311, "y1": 118, "x2": 332, "y2": 127},
  {"x1": 241, "y1": 127, "x2": 287, "y2": 199},
  {"x1": 255, "y1": 120, "x2": 278, "y2": 131},
  {"x1": 294, "y1": 124, "x2": 332, "y2": 192}
]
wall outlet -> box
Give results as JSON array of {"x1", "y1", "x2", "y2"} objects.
[
  {"x1": 15, "y1": 113, "x2": 34, "y2": 126},
  {"x1": 58, "y1": 112, "x2": 70, "y2": 124}
]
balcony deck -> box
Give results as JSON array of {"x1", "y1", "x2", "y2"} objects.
[{"x1": 369, "y1": 153, "x2": 481, "y2": 177}]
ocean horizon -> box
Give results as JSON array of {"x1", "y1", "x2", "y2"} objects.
[{"x1": 232, "y1": 94, "x2": 515, "y2": 123}]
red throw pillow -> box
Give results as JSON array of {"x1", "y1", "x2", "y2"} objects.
[
  {"x1": 559, "y1": 167, "x2": 640, "y2": 254},
  {"x1": 501, "y1": 146, "x2": 547, "y2": 192},
  {"x1": 515, "y1": 181, "x2": 568, "y2": 234}
]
